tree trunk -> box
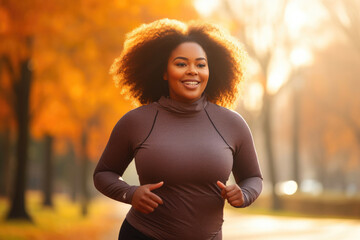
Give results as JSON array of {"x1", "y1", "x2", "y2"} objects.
[
  {"x1": 67, "y1": 141, "x2": 78, "y2": 202},
  {"x1": 80, "y1": 129, "x2": 89, "y2": 216},
  {"x1": 0, "y1": 126, "x2": 11, "y2": 197},
  {"x1": 6, "y1": 57, "x2": 32, "y2": 221},
  {"x1": 313, "y1": 143, "x2": 326, "y2": 190},
  {"x1": 262, "y1": 92, "x2": 281, "y2": 210},
  {"x1": 42, "y1": 134, "x2": 54, "y2": 207},
  {"x1": 292, "y1": 88, "x2": 301, "y2": 184}
]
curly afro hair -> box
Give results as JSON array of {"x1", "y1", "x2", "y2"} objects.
[{"x1": 110, "y1": 18, "x2": 247, "y2": 108}]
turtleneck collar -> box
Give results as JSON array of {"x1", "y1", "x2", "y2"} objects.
[{"x1": 157, "y1": 95, "x2": 208, "y2": 114}]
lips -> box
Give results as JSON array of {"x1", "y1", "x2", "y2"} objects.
[{"x1": 181, "y1": 80, "x2": 200, "y2": 87}]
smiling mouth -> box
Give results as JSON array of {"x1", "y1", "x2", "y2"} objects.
[{"x1": 182, "y1": 80, "x2": 200, "y2": 86}]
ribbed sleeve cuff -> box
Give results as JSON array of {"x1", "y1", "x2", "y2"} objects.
[
  {"x1": 236, "y1": 176, "x2": 263, "y2": 208},
  {"x1": 119, "y1": 185, "x2": 138, "y2": 204}
]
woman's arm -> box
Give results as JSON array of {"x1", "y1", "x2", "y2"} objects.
[
  {"x1": 230, "y1": 116, "x2": 263, "y2": 208},
  {"x1": 93, "y1": 107, "x2": 164, "y2": 213},
  {"x1": 93, "y1": 116, "x2": 138, "y2": 204}
]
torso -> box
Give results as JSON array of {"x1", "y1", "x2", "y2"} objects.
[{"x1": 127, "y1": 97, "x2": 232, "y2": 239}]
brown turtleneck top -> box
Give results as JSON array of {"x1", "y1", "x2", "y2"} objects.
[{"x1": 93, "y1": 96, "x2": 262, "y2": 240}]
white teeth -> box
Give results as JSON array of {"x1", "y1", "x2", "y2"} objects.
[{"x1": 184, "y1": 81, "x2": 199, "y2": 85}]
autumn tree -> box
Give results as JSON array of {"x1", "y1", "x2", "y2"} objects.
[
  {"x1": 217, "y1": 0, "x2": 291, "y2": 209},
  {"x1": 320, "y1": 0, "x2": 360, "y2": 148},
  {"x1": 321, "y1": 0, "x2": 360, "y2": 58},
  {"x1": 1, "y1": 0, "x2": 198, "y2": 220},
  {"x1": 0, "y1": 56, "x2": 15, "y2": 198},
  {"x1": 38, "y1": 0, "x2": 198, "y2": 216},
  {"x1": 302, "y1": 41, "x2": 360, "y2": 192},
  {"x1": 298, "y1": 0, "x2": 360, "y2": 192},
  {"x1": 0, "y1": 0, "x2": 42, "y2": 220}
]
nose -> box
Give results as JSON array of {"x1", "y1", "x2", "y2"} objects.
[{"x1": 186, "y1": 65, "x2": 198, "y2": 75}]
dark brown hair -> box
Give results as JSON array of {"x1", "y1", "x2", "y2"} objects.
[{"x1": 110, "y1": 19, "x2": 247, "y2": 108}]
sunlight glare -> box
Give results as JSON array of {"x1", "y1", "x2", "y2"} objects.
[
  {"x1": 243, "y1": 82, "x2": 263, "y2": 112},
  {"x1": 267, "y1": 64, "x2": 291, "y2": 94},
  {"x1": 300, "y1": 179, "x2": 323, "y2": 195},
  {"x1": 276, "y1": 180, "x2": 298, "y2": 195},
  {"x1": 194, "y1": 0, "x2": 220, "y2": 17},
  {"x1": 266, "y1": 48, "x2": 292, "y2": 94},
  {"x1": 285, "y1": 1, "x2": 308, "y2": 37},
  {"x1": 290, "y1": 47, "x2": 313, "y2": 67},
  {"x1": 333, "y1": 1, "x2": 351, "y2": 28}
]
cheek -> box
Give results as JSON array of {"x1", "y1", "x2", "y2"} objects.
[
  {"x1": 200, "y1": 70, "x2": 209, "y2": 82},
  {"x1": 167, "y1": 67, "x2": 184, "y2": 81}
]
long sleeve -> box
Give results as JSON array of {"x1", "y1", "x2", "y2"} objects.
[
  {"x1": 93, "y1": 116, "x2": 138, "y2": 204},
  {"x1": 238, "y1": 177, "x2": 263, "y2": 207},
  {"x1": 93, "y1": 105, "x2": 159, "y2": 204},
  {"x1": 232, "y1": 116, "x2": 263, "y2": 208}
]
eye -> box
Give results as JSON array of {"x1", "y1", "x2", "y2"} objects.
[
  {"x1": 175, "y1": 62, "x2": 186, "y2": 67},
  {"x1": 197, "y1": 63, "x2": 207, "y2": 68}
]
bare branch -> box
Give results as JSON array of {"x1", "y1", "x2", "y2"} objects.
[
  {"x1": 321, "y1": 0, "x2": 360, "y2": 57},
  {"x1": 221, "y1": 0, "x2": 258, "y2": 58}
]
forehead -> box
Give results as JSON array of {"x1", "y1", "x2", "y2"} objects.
[{"x1": 169, "y1": 42, "x2": 207, "y2": 59}]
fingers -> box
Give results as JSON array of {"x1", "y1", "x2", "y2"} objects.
[
  {"x1": 149, "y1": 181, "x2": 164, "y2": 191},
  {"x1": 217, "y1": 181, "x2": 244, "y2": 207},
  {"x1": 226, "y1": 185, "x2": 240, "y2": 198},
  {"x1": 229, "y1": 199, "x2": 243, "y2": 207},
  {"x1": 217, "y1": 181, "x2": 237, "y2": 197},
  {"x1": 134, "y1": 195, "x2": 160, "y2": 214},
  {"x1": 149, "y1": 191, "x2": 163, "y2": 205},
  {"x1": 217, "y1": 181, "x2": 226, "y2": 190},
  {"x1": 137, "y1": 203, "x2": 157, "y2": 214},
  {"x1": 148, "y1": 181, "x2": 164, "y2": 205},
  {"x1": 217, "y1": 181, "x2": 227, "y2": 198},
  {"x1": 132, "y1": 181, "x2": 164, "y2": 214}
]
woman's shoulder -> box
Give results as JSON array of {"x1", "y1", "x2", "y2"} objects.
[
  {"x1": 123, "y1": 102, "x2": 158, "y2": 119},
  {"x1": 206, "y1": 102, "x2": 248, "y2": 127},
  {"x1": 205, "y1": 102, "x2": 253, "y2": 142},
  {"x1": 206, "y1": 102, "x2": 254, "y2": 148},
  {"x1": 109, "y1": 103, "x2": 159, "y2": 142},
  {"x1": 118, "y1": 103, "x2": 157, "y2": 126}
]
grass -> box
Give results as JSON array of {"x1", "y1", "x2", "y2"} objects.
[{"x1": 0, "y1": 191, "x2": 122, "y2": 240}]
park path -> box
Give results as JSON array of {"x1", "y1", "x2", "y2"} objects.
[
  {"x1": 102, "y1": 201, "x2": 360, "y2": 240},
  {"x1": 223, "y1": 210, "x2": 360, "y2": 240}
]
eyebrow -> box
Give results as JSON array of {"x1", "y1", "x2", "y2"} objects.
[{"x1": 173, "y1": 56, "x2": 207, "y2": 62}]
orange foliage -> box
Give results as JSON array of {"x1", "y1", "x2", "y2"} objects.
[{"x1": 1, "y1": 0, "x2": 198, "y2": 160}]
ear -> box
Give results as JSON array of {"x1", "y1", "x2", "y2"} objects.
[{"x1": 163, "y1": 72, "x2": 168, "y2": 81}]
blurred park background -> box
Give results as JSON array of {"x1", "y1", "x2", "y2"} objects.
[{"x1": 1, "y1": 0, "x2": 360, "y2": 239}]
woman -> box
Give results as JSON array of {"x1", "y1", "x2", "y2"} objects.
[{"x1": 93, "y1": 19, "x2": 262, "y2": 240}]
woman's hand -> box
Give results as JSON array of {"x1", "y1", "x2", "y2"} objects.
[
  {"x1": 217, "y1": 181, "x2": 244, "y2": 207},
  {"x1": 131, "y1": 181, "x2": 164, "y2": 214}
]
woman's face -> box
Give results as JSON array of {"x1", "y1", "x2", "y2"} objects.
[{"x1": 164, "y1": 42, "x2": 209, "y2": 104}]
